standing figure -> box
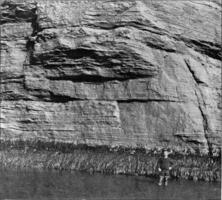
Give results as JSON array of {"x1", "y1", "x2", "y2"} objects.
[{"x1": 157, "y1": 149, "x2": 173, "y2": 186}]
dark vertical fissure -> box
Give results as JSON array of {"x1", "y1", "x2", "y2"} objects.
[
  {"x1": 184, "y1": 59, "x2": 211, "y2": 154},
  {"x1": 23, "y1": 3, "x2": 40, "y2": 91}
]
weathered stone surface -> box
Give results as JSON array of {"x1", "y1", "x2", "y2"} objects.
[
  {"x1": 1, "y1": 100, "x2": 124, "y2": 146},
  {"x1": 0, "y1": 99, "x2": 210, "y2": 153},
  {"x1": 0, "y1": 0, "x2": 221, "y2": 162}
]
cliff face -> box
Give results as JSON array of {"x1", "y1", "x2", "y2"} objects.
[{"x1": 0, "y1": 0, "x2": 221, "y2": 157}]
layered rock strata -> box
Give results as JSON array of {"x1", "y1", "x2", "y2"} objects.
[{"x1": 0, "y1": 0, "x2": 221, "y2": 181}]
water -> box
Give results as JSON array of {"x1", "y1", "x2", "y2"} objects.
[{"x1": 0, "y1": 169, "x2": 220, "y2": 200}]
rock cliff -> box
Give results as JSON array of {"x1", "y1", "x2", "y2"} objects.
[{"x1": 0, "y1": 0, "x2": 221, "y2": 181}]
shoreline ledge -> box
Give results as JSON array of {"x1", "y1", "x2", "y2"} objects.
[{"x1": 0, "y1": 140, "x2": 220, "y2": 182}]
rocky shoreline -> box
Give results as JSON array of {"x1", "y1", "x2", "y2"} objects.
[{"x1": 0, "y1": 140, "x2": 220, "y2": 182}]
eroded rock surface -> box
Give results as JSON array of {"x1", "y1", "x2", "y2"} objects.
[{"x1": 0, "y1": 0, "x2": 221, "y2": 159}]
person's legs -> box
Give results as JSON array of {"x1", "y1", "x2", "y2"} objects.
[
  {"x1": 158, "y1": 176, "x2": 164, "y2": 186},
  {"x1": 164, "y1": 170, "x2": 170, "y2": 186},
  {"x1": 164, "y1": 176, "x2": 169, "y2": 186}
]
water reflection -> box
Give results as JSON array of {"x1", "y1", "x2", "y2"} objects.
[{"x1": 0, "y1": 168, "x2": 220, "y2": 200}]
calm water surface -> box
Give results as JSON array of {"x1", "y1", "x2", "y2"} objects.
[{"x1": 0, "y1": 169, "x2": 220, "y2": 200}]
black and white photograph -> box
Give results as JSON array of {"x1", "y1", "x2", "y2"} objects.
[{"x1": 0, "y1": 0, "x2": 221, "y2": 199}]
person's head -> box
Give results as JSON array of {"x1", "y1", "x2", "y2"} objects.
[{"x1": 163, "y1": 149, "x2": 169, "y2": 158}]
